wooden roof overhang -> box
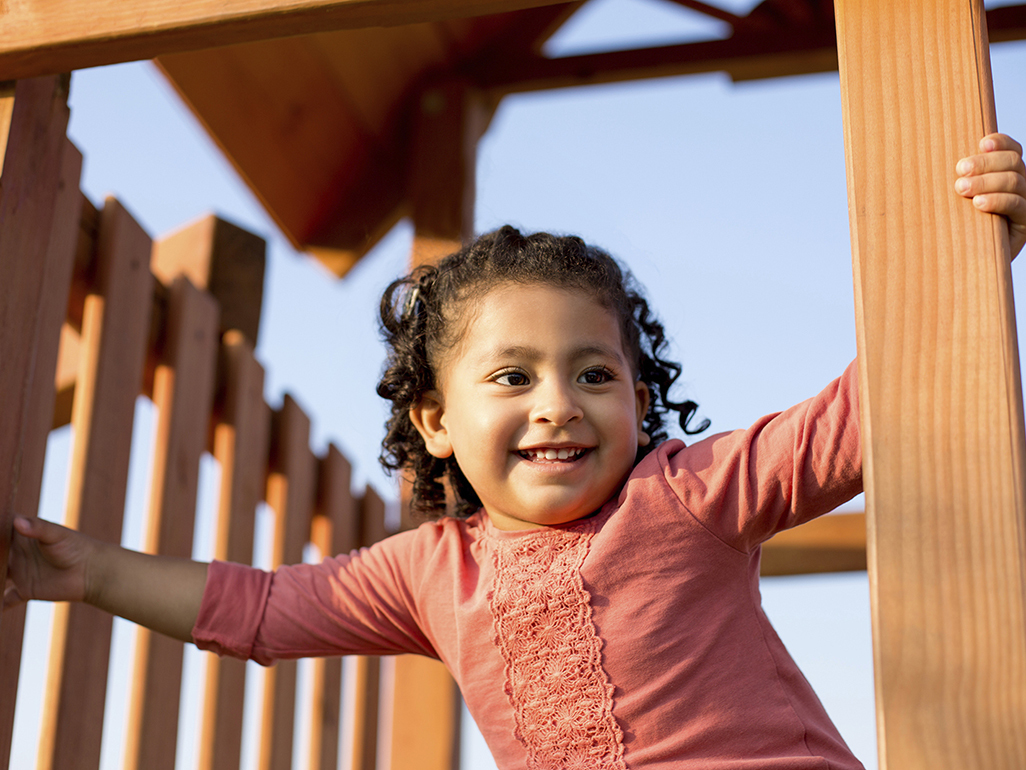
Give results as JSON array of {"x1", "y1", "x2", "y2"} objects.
[{"x1": 4, "y1": 0, "x2": 1023, "y2": 276}]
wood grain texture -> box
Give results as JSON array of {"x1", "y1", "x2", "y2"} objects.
[
  {"x1": 0, "y1": 0, "x2": 562, "y2": 81},
  {"x1": 760, "y1": 512, "x2": 866, "y2": 576},
  {"x1": 835, "y1": 0, "x2": 1026, "y2": 766},
  {"x1": 307, "y1": 445, "x2": 356, "y2": 770},
  {"x1": 124, "y1": 276, "x2": 219, "y2": 770},
  {"x1": 0, "y1": 76, "x2": 74, "y2": 769},
  {"x1": 151, "y1": 215, "x2": 267, "y2": 344},
  {"x1": 39, "y1": 197, "x2": 154, "y2": 770},
  {"x1": 198, "y1": 331, "x2": 270, "y2": 770},
  {"x1": 260, "y1": 395, "x2": 317, "y2": 770}
]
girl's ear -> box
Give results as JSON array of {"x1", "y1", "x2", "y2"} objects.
[
  {"x1": 410, "y1": 391, "x2": 453, "y2": 458},
  {"x1": 635, "y1": 381, "x2": 652, "y2": 447}
]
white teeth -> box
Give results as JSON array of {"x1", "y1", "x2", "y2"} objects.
[{"x1": 522, "y1": 447, "x2": 585, "y2": 461}]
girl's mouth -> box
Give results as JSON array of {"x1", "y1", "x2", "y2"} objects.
[{"x1": 518, "y1": 447, "x2": 589, "y2": 463}]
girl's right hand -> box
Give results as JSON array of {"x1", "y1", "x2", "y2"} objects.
[{"x1": 4, "y1": 516, "x2": 96, "y2": 609}]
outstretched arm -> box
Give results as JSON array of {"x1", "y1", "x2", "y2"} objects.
[
  {"x1": 955, "y1": 132, "x2": 1026, "y2": 259},
  {"x1": 4, "y1": 516, "x2": 207, "y2": 643}
]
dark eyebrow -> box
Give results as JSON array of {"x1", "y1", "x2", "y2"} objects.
[{"x1": 482, "y1": 343, "x2": 626, "y2": 365}]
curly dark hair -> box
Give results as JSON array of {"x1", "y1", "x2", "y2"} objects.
[{"x1": 377, "y1": 225, "x2": 708, "y2": 520}]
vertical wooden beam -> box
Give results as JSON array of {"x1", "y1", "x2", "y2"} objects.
[
  {"x1": 307, "y1": 445, "x2": 357, "y2": 770},
  {"x1": 0, "y1": 75, "x2": 75, "y2": 769},
  {"x1": 835, "y1": 1, "x2": 1026, "y2": 767},
  {"x1": 124, "y1": 276, "x2": 219, "y2": 770},
  {"x1": 343, "y1": 487, "x2": 389, "y2": 770},
  {"x1": 39, "y1": 197, "x2": 153, "y2": 770},
  {"x1": 260, "y1": 395, "x2": 317, "y2": 770},
  {"x1": 151, "y1": 215, "x2": 267, "y2": 344},
  {"x1": 198, "y1": 331, "x2": 270, "y2": 770},
  {"x1": 407, "y1": 80, "x2": 489, "y2": 266}
]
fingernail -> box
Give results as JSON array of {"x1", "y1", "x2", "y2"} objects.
[
  {"x1": 974, "y1": 195, "x2": 987, "y2": 208},
  {"x1": 956, "y1": 159, "x2": 972, "y2": 175},
  {"x1": 982, "y1": 138, "x2": 996, "y2": 151},
  {"x1": 955, "y1": 178, "x2": 970, "y2": 193}
]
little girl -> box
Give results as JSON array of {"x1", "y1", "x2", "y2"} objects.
[{"x1": 6, "y1": 135, "x2": 1026, "y2": 769}]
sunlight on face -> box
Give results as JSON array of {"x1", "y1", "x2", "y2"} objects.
[{"x1": 413, "y1": 284, "x2": 649, "y2": 530}]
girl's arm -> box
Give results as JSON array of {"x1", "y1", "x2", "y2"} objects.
[
  {"x1": 4, "y1": 516, "x2": 207, "y2": 643},
  {"x1": 955, "y1": 132, "x2": 1026, "y2": 259}
]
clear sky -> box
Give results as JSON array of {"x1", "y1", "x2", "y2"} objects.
[{"x1": 10, "y1": 0, "x2": 1026, "y2": 768}]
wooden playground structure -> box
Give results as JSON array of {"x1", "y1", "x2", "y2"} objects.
[{"x1": 3, "y1": 1, "x2": 1026, "y2": 768}]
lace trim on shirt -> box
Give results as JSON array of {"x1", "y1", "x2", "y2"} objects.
[{"x1": 489, "y1": 526, "x2": 627, "y2": 770}]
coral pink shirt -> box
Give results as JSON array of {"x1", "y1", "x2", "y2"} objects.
[{"x1": 194, "y1": 364, "x2": 863, "y2": 769}]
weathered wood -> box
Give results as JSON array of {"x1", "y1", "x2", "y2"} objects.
[
  {"x1": 198, "y1": 331, "x2": 270, "y2": 770},
  {"x1": 151, "y1": 215, "x2": 267, "y2": 344},
  {"x1": 124, "y1": 276, "x2": 219, "y2": 770},
  {"x1": 760, "y1": 512, "x2": 866, "y2": 576},
  {"x1": 307, "y1": 445, "x2": 356, "y2": 770},
  {"x1": 39, "y1": 197, "x2": 154, "y2": 770},
  {"x1": 0, "y1": 0, "x2": 566, "y2": 81},
  {"x1": 835, "y1": 0, "x2": 1026, "y2": 767},
  {"x1": 260, "y1": 396, "x2": 317, "y2": 770},
  {"x1": 0, "y1": 75, "x2": 74, "y2": 769}
]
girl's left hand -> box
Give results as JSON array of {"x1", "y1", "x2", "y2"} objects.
[{"x1": 955, "y1": 133, "x2": 1026, "y2": 260}]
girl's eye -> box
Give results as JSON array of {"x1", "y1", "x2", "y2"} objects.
[
  {"x1": 579, "y1": 368, "x2": 614, "y2": 385},
  {"x1": 494, "y1": 370, "x2": 529, "y2": 386}
]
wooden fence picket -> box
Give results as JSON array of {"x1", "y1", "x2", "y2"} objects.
[{"x1": 39, "y1": 196, "x2": 154, "y2": 770}]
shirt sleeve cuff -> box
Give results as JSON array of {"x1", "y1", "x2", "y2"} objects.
[{"x1": 192, "y1": 560, "x2": 273, "y2": 662}]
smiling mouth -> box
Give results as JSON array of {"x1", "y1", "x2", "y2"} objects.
[{"x1": 518, "y1": 447, "x2": 590, "y2": 463}]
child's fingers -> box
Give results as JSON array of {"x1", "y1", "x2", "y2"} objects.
[
  {"x1": 980, "y1": 132, "x2": 1023, "y2": 156},
  {"x1": 956, "y1": 149, "x2": 1025, "y2": 179}
]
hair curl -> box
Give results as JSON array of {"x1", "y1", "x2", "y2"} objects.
[{"x1": 377, "y1": 225, "x2": 708, "y2": 520}]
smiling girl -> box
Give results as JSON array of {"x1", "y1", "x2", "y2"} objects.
[{"x1": 6, "y1": 135, "x2": 1026, "y2": 769}]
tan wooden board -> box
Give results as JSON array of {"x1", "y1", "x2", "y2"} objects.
[
  {"x1": 307, "y1": 445, "x2": 356, "y2": 770},
  {"x1": 836, "y1": 0, "x2": 1026, "y2": 766},
  {"x1": 0, "y1": 76, "x2": 74, "y2": 768},
  {"x1": 261, "y1": 395, "x2": 317, "y2": 770},
  {"x1": 0, "y1": 0, "x2": 565, "y2": 81},
  {"x1": 760, "y1": 512, "x2": 867, "y2": 576},
  {"x1": 39, "y1": 197, "x2": 154, "y2": 770},
  {"x1": 198, "y1": 331, "x2": 270, "y2": 770},
  {"x1": 124, "y1": 276, "x2": 219, "y2": 770}
]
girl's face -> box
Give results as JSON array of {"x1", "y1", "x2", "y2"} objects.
[{"x1": 411, "y1": 283, "x2": 650, "y2": 530}]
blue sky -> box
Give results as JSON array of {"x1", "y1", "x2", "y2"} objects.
[{"x1": 11, "y1": 0, "x2": 1026, "y2": 767}]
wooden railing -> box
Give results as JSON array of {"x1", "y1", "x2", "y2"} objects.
[{"x1": 0, "y1": 75, "x2": 460, "y2": 770}]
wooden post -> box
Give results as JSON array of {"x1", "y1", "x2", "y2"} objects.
[
  {"x1": 39, "y1": 198, "x2": 153, "y2": 770},
  {"x1": 0, "y1": 75, "x2": 77, "y2": 769},
  {"x1": 834, "y1": 1, "x2": 1026, "y2": 767},
  {"x1": 198, "y1": 331, "x2": 271, "y2": 770},
  {"x1": 124, "y1": 276, "x2": 219, "y2": 770},
  {"x1": 260, "y1": 396, "x2": 317, "y2": 770},
  {"x1": 307, "y1": 445, "x2": 358, "y2": 770}
]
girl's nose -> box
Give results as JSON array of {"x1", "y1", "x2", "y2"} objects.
[{"x1": 531, "y1": 381, "x2": 583, "y2": 425}]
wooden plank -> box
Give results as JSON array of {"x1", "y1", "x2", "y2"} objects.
[
  {"x1": 124, "y1": 276, "x2": 219, "y2": 770},
  {"x1": 760, "y1": 512, "x2": 866, "y2": 576},
  {"x1": 198, "y1": 331, "x2": 270, "y2": 770},
  {"x1": 260, "y1": 395, "x2": 317, "y2": 770},
  {"x1": 343, "y1": 487, "x2": 389, "y2": 770},
  {"x1": 0, "y1": 0, "x2": 569, "y2": 82},
  {"x1": 0, "y1": 75, "x2": 74, "y2": 769},
  {"x1": 307, "y1": 445, "x2": 357, "y2": 770},
  {"x1": 39, "y1": 197, "x2": 154, "y2": 770},
  {"x1": 152, "y1": 215, "x2": 267, "y2": 345},
  {"x1": 835, "y1": 1, "x2": 1026, "y2": 767},
  {"x1": 383, "y1": 656, "x2": 461, "y2": 770}
]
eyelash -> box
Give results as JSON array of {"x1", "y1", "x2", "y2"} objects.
[{"x1": 490, "y1": 367, "x2": 617, "y2": 386}]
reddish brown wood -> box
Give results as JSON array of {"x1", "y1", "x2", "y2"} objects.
[
  {"x1": 260, "y1": 396, "x2": 317, "y2": 770},
  {"x1": 124, "y1": 276, "x2": 219, "y2": 770},
  {"x1": 0, "y1": 76, "x2": 75, "y2": 769},
  {"x1": 39, "y1": 197, "x2": 154, "y2": 770},
  {"x1": 198, "y1": 331, "x2": 270, "y2": 770},
  {"x1": 307, "y1": 445, "x2": 356, "y2": 770},
  {"x1": 760, "y1": 512, "x2": 866, "y2": 576}
]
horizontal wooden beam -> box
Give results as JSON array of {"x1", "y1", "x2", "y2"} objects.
[
  {"x1": 0, "y1": 0, "x2": 569, "y2": 81},
  {"x1": 472, "y1": 5, "x2": 1026, "y2": 95},
  {"x1": 760, "y1": 512, "x2": 866, "y2": 576}
]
